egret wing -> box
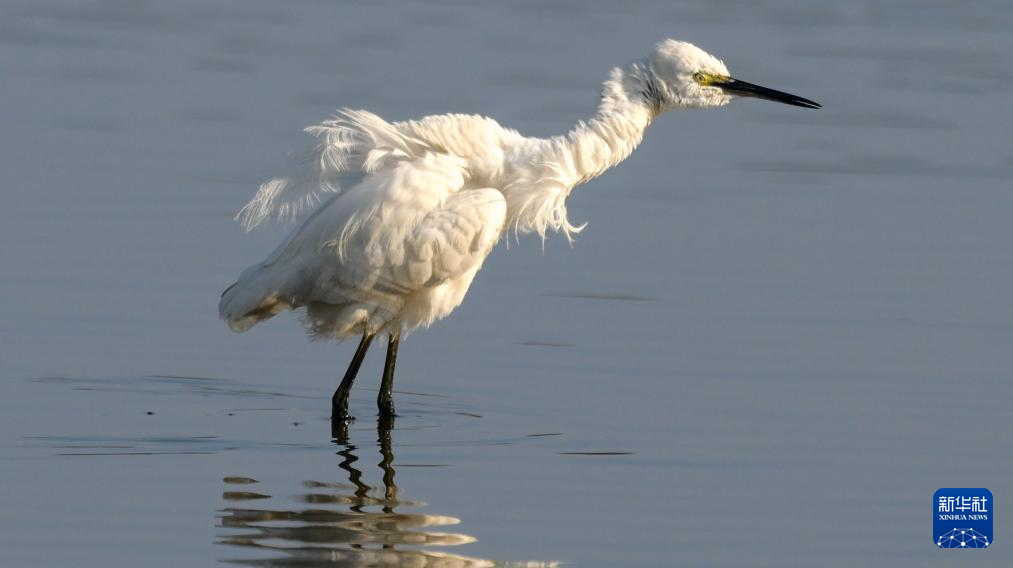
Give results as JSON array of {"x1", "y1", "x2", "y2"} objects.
[
  {"x1": 268, "y1": 153, "x2": 505, "y2": 306},
  {"x1": 387, "y1": 187, "x2": 507, "y2": 290}
]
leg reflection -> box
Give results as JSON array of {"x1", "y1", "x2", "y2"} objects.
[
  {"x1": 218, "y1": 416, "x2": 503, "y2": 567},
  {"x1": 377, "y1": 414, "x2": 397, "y2": 508}
]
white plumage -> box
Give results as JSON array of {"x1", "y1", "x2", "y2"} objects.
[{"x1": 218, "y1": 39, "x2": 819, "y2": 419}]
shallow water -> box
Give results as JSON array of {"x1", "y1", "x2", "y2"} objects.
[{"x1": 2, "y1": 0, "x2": 1012, "y2": 566}]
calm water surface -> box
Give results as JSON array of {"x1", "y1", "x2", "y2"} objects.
[{"x1": 1, "y1": 0, "x2": 1012, "y2": 566}]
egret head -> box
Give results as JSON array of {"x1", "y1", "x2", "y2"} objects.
[{"x1": 646, "y1": 39, "x2": 820, "y2": 111}]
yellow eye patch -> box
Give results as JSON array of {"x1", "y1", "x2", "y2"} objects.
[{"x1": 693, "y1": 72, "x2": 729, "y2": 86}]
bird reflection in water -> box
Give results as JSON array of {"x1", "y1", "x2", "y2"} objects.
[{"x1": 218, "y1": 417, "x2": 548, "y2": 567}]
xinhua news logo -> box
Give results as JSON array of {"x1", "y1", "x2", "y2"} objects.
[{"x1": 934, "y1": 488, "x2": 992, "y2": 549}]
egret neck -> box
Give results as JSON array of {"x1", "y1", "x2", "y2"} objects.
[{"x1": 503, "y1": 65, "x2": 657, "y2": 241}]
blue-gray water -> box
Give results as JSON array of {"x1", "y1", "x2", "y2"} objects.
[{"x1": 2, "y1": 0, "x2": 1011, "y2": 566}]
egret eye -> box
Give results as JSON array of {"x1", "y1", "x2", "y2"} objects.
[{"x1": 693, "y1": 72, "x2": 709, "y2": 85}]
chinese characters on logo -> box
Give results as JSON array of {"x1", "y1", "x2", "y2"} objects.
[{"x1": 938, "y1": 496, "x2": 988, "y2": 513}]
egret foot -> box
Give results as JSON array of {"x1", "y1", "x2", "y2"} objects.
[
  {"x1": 377, "y1": 396, "x2": 396, "y2": 418},
  {"x1": 330, "y1": 416, "x2": 351, "y2": 442}
]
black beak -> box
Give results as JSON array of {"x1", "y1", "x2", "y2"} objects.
[{"x1": 718, "y1": 77, "x2": 821, "y2": 109}]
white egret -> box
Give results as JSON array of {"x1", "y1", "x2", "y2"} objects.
[{"x1": 219, "y1": 39, "x2": 820, "y2": 421}]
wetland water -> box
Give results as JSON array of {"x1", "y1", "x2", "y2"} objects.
[{"x1": 2, "y1": 0, "x2": 1012, "y2": 566}]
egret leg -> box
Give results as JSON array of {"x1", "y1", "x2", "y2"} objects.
[
  {"x1": 377, "y1": 331, "x2": 400, "y2": 417},
  {"x1": 332, "y1": 331, "x2": 375, "y2": 421}
]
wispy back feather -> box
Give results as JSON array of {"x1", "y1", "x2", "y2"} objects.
[{"x1": 236, "y1": 109, "x2": 431, "y2": 231}]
